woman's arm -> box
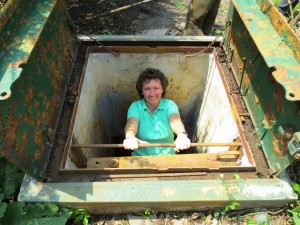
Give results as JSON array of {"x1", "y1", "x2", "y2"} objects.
[
  {"x1": 125, "y1": 117, "x2": 138, "y2": 139},
  {"x1": 169, "y1": 113, "x2": 191, "y2": 151},
  {"x1": 123, "y1": 117, "x2": 139, "y2": 150}
]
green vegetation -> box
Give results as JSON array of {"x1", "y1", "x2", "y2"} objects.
[
  {"x1": 0, "y1": 156, "x2": 24, "y2": 200},
  {"x1": 0, "y1": 156, "x2": 74, "y2": 225},
  {"x1": 173, "y1": 0, "x2": 185, "y2": 10},
  {"x1": 287, "y1": 182, "x2": 300, "y2": 224},
  {"x1": 223, "y1": 202, "x2": 240, "y2": 214},
  {"x1": 213, "y1": 202, "x2": 241, "y2": 219},
  {"x1": 70, "y1": 208, "x2": 90, "y2": 225},
  {"x1": 144, "y1": 208, "x2": 155, "y2": 216},
  {"x1": 273, "y1": 0, "x2": 300, "y2": 10},
  {"x1": 100, "y1": 29, "x2": 113, "y2": 35},
  {"x1": 233, "y1": 172, "x2": 241, "y2": 179},
  {"x1": 0, "y1": 202, "x2": 72, "y2": 225},
  {"x1": 273, "y1": 0, "x2": 300, "y2": 33}
]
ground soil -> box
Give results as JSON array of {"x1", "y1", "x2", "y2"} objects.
[{"x1": 66, "y1": 0, "x2": 229, "y2": 36}]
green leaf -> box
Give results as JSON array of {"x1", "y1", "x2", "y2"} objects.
[
  {"x1": 289, "y1": 205, "x2": 300, "y2": 213},
  {"x1": 234, "y1": 173, "x2": 241, "y2": 179},
  {"x1": 224, "y1": 202, "x2": 240, "y2": 213},
  {"x1": 292, "y1": 182, "x2": 300, "y2": 194},
  {"x1": 83, "y1": 217, "x2": 89, "y2": 225},
  {"x1": 287, "y1": 210, "x2": 300, "y2": 225},
  {"x1": 0, "y1": 202, "x2": 7, "y2": 219},
  {"x1": 44, "y1": 203, "x2": 60, "y2": 216},
  {"x1": 246, "y1": 217, "x2": 257, "y2": 224},
  {"x1": 0, "y1": 201, "x2": 25, "y2": 223},
  {"x1": 71, "y1": 208, "x2": 90, "y2": 224},
  {"x1": 0, "y1": 203, "x2": 72, "y2": 225},
  {"x1": 2, "y1": 160, "x2": 24, "y2": 198}
]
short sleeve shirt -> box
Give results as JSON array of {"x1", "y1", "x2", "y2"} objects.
[{"x1": 127, "y1": 98, "x2": 179, "y2": 156}]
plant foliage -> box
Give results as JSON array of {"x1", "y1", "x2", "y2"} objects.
[
  {"x1": 70, "y1": 208, "x2": 90, "y2": 225},
  {"x1": 0, "y1": 202, "x2": 72, "y2": 225},
  {"x1": 0, "y1": 156, "x2": 24, "y2": 200}
]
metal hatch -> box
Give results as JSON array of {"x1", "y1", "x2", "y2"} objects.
[
  {"x1": 0, "y1": 0, "x2": 79, "y2": 179},
  {"x1": 223, "y1": 0, "x2": 300, "y2": 174},
  {"x1": 0, "y1": 0, "x2": 299, "y2": 214}
]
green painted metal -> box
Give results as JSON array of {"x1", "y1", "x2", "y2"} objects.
[
  {"x1": 223, "y1": 0, "x2": 300, "y2": 174},
  {"x1": 19, "y1": 174, "x2": 297, "y2": 214},
  {"x1": 0, "y1": 0, "x2": 23, "y2": 32},
  {"x1": 235, "y1": 0, "x2": 300, "y2": 101},
  {"x1": 0, "y1": 0, "x2": 79, "y2": 178},
  {"x1": 77, "y1": 34, "x2": 223, "y2": 43},
  {"x1": 0, "y1": 0, "x2": 298, "y2": 213},
  {"x1": 0, "y1": 0, "x2": 55, "y2": 100}
]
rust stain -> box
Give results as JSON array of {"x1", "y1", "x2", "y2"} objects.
[
  {"x1": 33, "y1": 100, "x2": 39, "y2": 108},
  {"x1": 272, "y1": 132, "x2": 289, "y2": 157},
  {"x1": 24, "y1": 115, "x2": 35, "y2": 125},
  {"x1": 15, "y1": 143, "x2": 29, "y2": 158},
  {"x1": 24, "y1": 87, "x2": 34, "y2": 105},
  {"x1": 243, "y1": 72, "x2": 251, "y2": 87},
  {"x1": 273, "y1": 83, "x2": 285, "y2": 114},
  {"x1": 46, "y1": 39, "x2": 53, "y2": 51},
  {"x1": 22, "y1": 131, "x2": 28, "y2": 143},
  {"x1": 4, "y1": 114, "x2": 18, "y2": 144},
  {"x1": 10, "y1": 58, "x2": 28, "y2": 68},
  {"x1": 273, "y1": 66, "x2": 288, "y2": 80},
  {"x1": 265, "y1": 103, "x2": 275, "y2": 121},
  {"x1": 34, "y1": 130, "x2": 43, "y2": 160},
  {"x1": 254, "y1": 94, "x2": 259, "y2": 104}
]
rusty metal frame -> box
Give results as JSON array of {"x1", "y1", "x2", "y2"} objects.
[
  {"x1": 223, "y1": 0, "x2": 300, "y2": 174},
  {"x1": 0, "y1": 0, "x2": 79, "y2": 178},
  {"x1": 59, "y1": 46, "x2": 256, "y2": 174}
]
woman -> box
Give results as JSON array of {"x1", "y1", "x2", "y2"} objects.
[{"x1": 123, "y1": 68, "x2": 191, "y2": 156}]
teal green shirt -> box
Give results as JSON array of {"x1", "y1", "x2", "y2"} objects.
[{"x1": 127, "y1": 98, "x2": 179, "y2": 156}]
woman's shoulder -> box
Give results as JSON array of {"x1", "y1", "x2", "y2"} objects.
[
  {"x1": 161, "y1": 98, "x2": 177, "y2": 106},
  {"x1": 160, "y1": 99, "x2": 179, "y2": 114},
  {"x1": 131, "y1": 99, "x2": 144, "y2": 104},
  {"x1": 130, "y1": 99, "x2": 145, "y2": 108}
]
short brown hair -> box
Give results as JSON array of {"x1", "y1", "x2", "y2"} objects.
[{"x1": 136, "y1": 68, "x2": 169, "y2": 98}]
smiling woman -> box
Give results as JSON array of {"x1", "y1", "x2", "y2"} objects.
[{"x1": 123, "y1": 68, "x2": 191, "y2": 156}]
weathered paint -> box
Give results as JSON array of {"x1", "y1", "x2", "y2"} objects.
[
  {"x1": 0, "y1": 0, "x2": 22, "y2": 32},
  {"x1": 0, "y1": 0, "x2": 55, "y2": 100},
  {"x1": 233, "y1": 0, "x2": 300, "y2": 101},
  {"x1": 256, "y1": 0, "x2": 300, "y2": 61},
  {"x1": 86, "y1": 153, "x2": 252, "y2": 171},
  {"x1": 223, "y1": 0, "x2": 300, "y2": 174},
  {"x1": 0, "y1": 0, "x2": 297, "y2": 213},
  {"x1": 0, "y1": 0, "x2": 79, "y2": 178},
  {"x1": 19, "y1": 174, "x2": 297, "y2": 214}
]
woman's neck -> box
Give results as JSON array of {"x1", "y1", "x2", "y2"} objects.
[{"x1": 146, "y1": 101, "x2": 159, "y2": 114}]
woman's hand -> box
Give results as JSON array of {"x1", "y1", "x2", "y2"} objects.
[
  {"x1": 123, "y1": 137, "x2": 139, "y2": 150},
  {"x1": 174, "y1": 133, "x2": 191, "y2": 152},
  {"x1": 123, "y1": 137, "x2": 149, "y2": 150}
]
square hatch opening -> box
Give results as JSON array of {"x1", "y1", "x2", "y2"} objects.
[{"x1": 60, "y1": 46, "x2": 256, "y2": 175}]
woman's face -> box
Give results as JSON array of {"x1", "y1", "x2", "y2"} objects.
[{"x1": 142, "y1": 78, "x2": 163, "y2": 108}]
